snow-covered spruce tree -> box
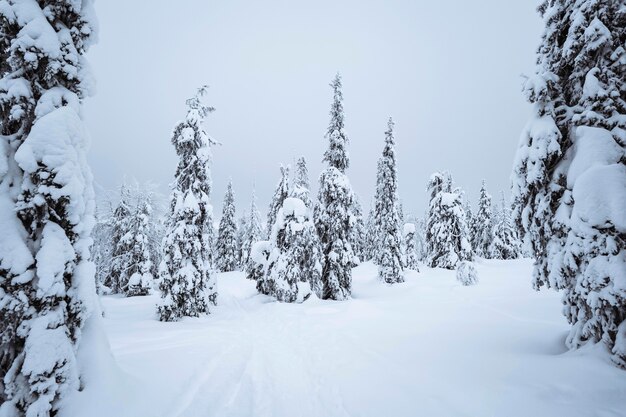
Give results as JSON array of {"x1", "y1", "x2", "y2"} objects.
[
  {"x1": 403, "y1": 223, "x2": 419, "y2": 271},
  {"x1": 413, "y1": 217, "x2": 428, "y2": 262},
  {"x1": 288, "y1": 158, "x2": 324, "y2": 297},
  {"x1": 490, "y1": 192, "x2": 522, "y2": 260},
  {"x1": 291, "y1": 157, "x2": 312, "y2": 208},
  {"x1": 349, "y1": 195, "x2": 366, "y2": 265},
  {"x1": 235, "y1": 211, "x2": 248, "y2": 269},
  {"x1": 362, "y1": 201, "x2": 377, "y2": 262},
  {"x1": 243, "y1": 189, "x2": 264, "y2": 277},
  {"x1": 425, "y1": 172, "x2": 472, "y2": 269},
  {"x1": 265, "y1": 198, "x2": 318, "y2": 302},
  {"x1": 124, "y1": 198, "x2": 155, "y2": 296},
  {"x1": 314, "y1": 73, "x2": 355, "y2": 300},
  {"x1": 374, "y1": 118, "x2": 404, "y2": 283},
  {"x1": 92, "y1": 199, "x2": 115, "y2": 295},
  {"x1": 157, "y1": 87, "x2": 218, "y2": 322},
  {"x1": 512, "y1": 0, "x2": 626, "y2": 367},
  {"x1": 472, "y1": 180, "x2": 494, "y2": 258},
  {"x1": 108, "y1": 185, "x2": 133, "y2": 294},
  {"x1": 0, "y1": 1, "x2": 101, "y2": 414},
  {"x1": 216, "y1": 181, "x2": 238, "y2": 272},
  {"x1": 266, "y1": 165, "x2": 290, "y2": 238}
]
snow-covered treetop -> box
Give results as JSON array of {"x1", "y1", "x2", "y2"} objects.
[{"x1": 323, "y1": 73, "x2": 350, "y2": 172}]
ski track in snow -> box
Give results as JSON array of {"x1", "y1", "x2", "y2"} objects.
[{"x1": 77, "y1": 260, "x2": 626, "y2": 417}]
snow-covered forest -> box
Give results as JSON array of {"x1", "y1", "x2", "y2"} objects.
[{"x1": 0, "y1": 1, "x2": 624, "y2": 416}]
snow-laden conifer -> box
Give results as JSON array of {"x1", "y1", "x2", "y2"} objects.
[
  {"x1": 235, "y1": 211, "x2": 248, "y2": 269},
  {"x1": 511, "y1": 0, "x2": 626, "y2": 367},
  {"x1": 349, "y1": 196, "x2": 366, "y2": 265},
  {"x1": 425, "y1": 172, "x2": 472, "y2": 269},
  {"x1": 472, "y1": 180, "x2": 493, "y2": 258},
  {"x1": 266, "y1": 166, "x2": 290, "y2": 238},
  {"x1": 374, "y1": 118, "x2": 404, "y2": 284},
  {"x1": 216, "y1": 181, "x2": 238, "y2": 272},
  {"x1": 243, "y1": 189, "x2": 264, "y2": 276},
  {"x1": 157, "y1": 87, "x2": 217, "y2": 321},
  {"x1": 291, "y1": 157, "x2": 312, "y2": 208},
  {"x1": 314, "y1": 74, "x2": 355, "y2": 300},
  {"x1": 0, "y1": 1, "x2": 100, "y2": 413},
  {"x1": 490, "y1": 193, "x2": 521, "y2": 260},
  {"x1": 403, "y1": 223, "x2": 419, "y2": 271},
  {"x1": 125, "y1": 198, "x2": 155, "y2": 296}
]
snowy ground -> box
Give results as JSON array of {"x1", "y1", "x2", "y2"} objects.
[{"x1": 67, "y1": 260, "x2": 626, "y2": 417}]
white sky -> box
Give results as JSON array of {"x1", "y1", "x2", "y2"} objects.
[{"x1": 84, "y1": 0, "x2": 544, "y2": 218}]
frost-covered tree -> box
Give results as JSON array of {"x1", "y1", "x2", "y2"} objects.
[
  {"x1": 362, "y1": 201, "x2": 377, "y2": 262},
  {"x1": 0, "y1": 1, "x2": 101, "y2": 414},
  {"x1": 512, "y1": 0, "x2": 626, "y2": 367},
  {"x1": 314, "y1": 73, "x2": 355, "y2": 300},
  {"x1": 108, "y1": 186, "x2": 133, "y2": 294},
  {"x1": 291, "y1": 157, "x2": 312, "y2": 208},
  {"x1": 235, "y1": 211, "x2": 248, "y2": 269},
  {"x1": 490, "y1": 192, "x2": 521, "y2": 260},
  {"x1": 403, "y1": 223, "x2": 419, "y2": 271},
  {"x1": 243, "y1": 189, "x2": 264, "y2": 275},
  {"x1": 216, "y1": 181, "x2": 238, "y2": 272},
  {"x1": 374, "y1": 118, "x2": 404, "y2": 283},
  {"x1": 266, "y1": 165, "x2": 290, "y2": 238},
  {"x1": 288, "y1": 159, "x2": 324, "y2": 297},
  {"x1": 472, "y1": 180, "x2": 494, "y2": 258},
  {"x1": 264, "y1": 198, "x2": 318, "y2": 302},
  {"x1": 124, "y1": 198, "x2": 155, "y2": 296},
  {"x1": 425, "y1": 172, "x2": 472, "y2": 269},
  {"x1": 349, "y1": 196, "x2": 366, "y2": 265},
  {"x1": 157, "y1": 87, "x2": 217, "y2": 322}
]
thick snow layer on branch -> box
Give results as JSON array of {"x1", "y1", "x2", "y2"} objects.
[{"x1": 567, "y1": 126, "x2": 623, "y2": 188}]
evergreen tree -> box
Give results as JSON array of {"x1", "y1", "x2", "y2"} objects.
[
  {"x1": 108, "y1": 185, "x2": 133, "y2": 294},
  {"x1": 349, "y1": 196, "x2": 366, "y2": 265},
  {"x1": 0, "y1": 1, "x2": 101, "y2": 413},
  {"x1": 490, "y1": 192, "x2": 522, "y2": 260},
  {"x1": 403, "y1": 223, "x2": 419, "y2": 271},
  {"x1": 362, "y1": 200, "x2": 377, "y2": 262},
  {"x1": 291, "y1": 157, "x2": 312, "y2": 208},
  {"x1": 266, "y1": 165, "x2": 290, "y2": 238},
  {"x1": 243, "y1": 189, "x2": 264, "y2": 276},
  {"x1": 216, "y1": 181, "x2": 238, "y2": 272},
  {"x1": 472, "y1": 180, "x2": 494, "y2": 258},
  {"x1": 157, "y1": 87, "x2": 217, "y2": 322},
  {"x1": 375, "y1": 118, "x2": 404, "y2": 284},
  {"x1": 456, "y1": 261, "x2": 478, "y2": 286},
  {"x1": 235, "y1": 211, "x2": 249, "y2": 269},
  {"x1": 314, "y1": 73, "x2": 355, "y2": 300},
  {"x1": 125, "y1": 198, "x2": 155, "y2": 296},
  {"x1": 287, "y1": 159, "x2": 324, "y2": 297},
  {"x1": 511, "y1": 0, "x2": 626, "y2": 367},
  {"x1": 425, "y1": 172, "x2": 472, "y2": 269}
]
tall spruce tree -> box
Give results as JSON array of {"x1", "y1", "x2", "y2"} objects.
[
  {"x1": 362, "y1": 201, "x2": 377, "y2": 262},
  {"x1": 472, "y1": 180, "x2": 494, "y2": 258},
  {"x1": 403, "y1": 223, "x2": 419, "y2": 271},
  {"x1": 216, "y1": 181, "x2": 238, "y2": 272},
  {"x1": 235, "y1": 211, "x2": 249, "y2": 269},
  {"x1": 314, "y1": 73, "x2": 355, "y2": 300},
  {"x1": 425, "y1": 172, "x2": 472, "y2": 269},
  {"x1": 375, "y1": 118, "x2": 404, "y2": 283},
  {"x1": 124, "y1": 197, "x2": 155, "y2": 296},
  {"x1": 349, "y1": 196, "x2": 366, "y2": 265},
  {"x1": 266, "y1": 165, "x2": 290, "y2": 238},
  {"x1": 511, "y1": 0, "x2": 626, "y2": 367},
  {"x1": 0, "y1": 1, "x2": 102, "y2": 414},
  {"x1": 157, "y1": 87, "x2": 217, "y2": 322}
]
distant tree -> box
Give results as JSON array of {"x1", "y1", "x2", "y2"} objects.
[
  {"x1": 456, "y1": 261, "x2": 478, "y2": 286},
  {"x1": 157, "y1": 87, "x2": 217, "y2": 321},
  {"x1": 267, "y1": 165, "x2": 290, "y2": 238},
  {"x1": 216, "y1": 181, "x2": 238, "y2": 272},
  {"x1": 374, "y1": 118, "x2": 404, "y2": 284},
  {"x1": 472, "y1": 180, "x2": 493, "y2": 258},
  {"x1": 490, "y1": 193, "x2": 521, "y2": 260},
  {"x1": 349, "y1": 196, "x2": 367, "y2": 265},
  {"x1": 125, "y1": 197, "x2": 155, "y2": 296},
  {"x1": 291, "y1": 157, "x2": 312, "y2": 208},
  {"x1": 425, "y1": 171, "x2": 472, "y2": 269},
  {"x1": 362, "y1": 200, "x2": 378, "y2": 262},
  {"x1": 403, "y1": 223, "x2": 419, "y2": 271},
  {"x1": 235, "y1": 210, "x2": 249, "y2": 269},
  {"x1": 108, "y1": 185, "x2": 133, "y2": 294},
  {"x1": 243, "y1": 189, "x2": 264, "y2": 276},
  {"x1": 314, "y1": 73, "x2": 355, "y2": 300}
]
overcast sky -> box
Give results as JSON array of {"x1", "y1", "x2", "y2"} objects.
[{"x1": 84, "y1": 0, "x2": 544, "y2": 219}]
